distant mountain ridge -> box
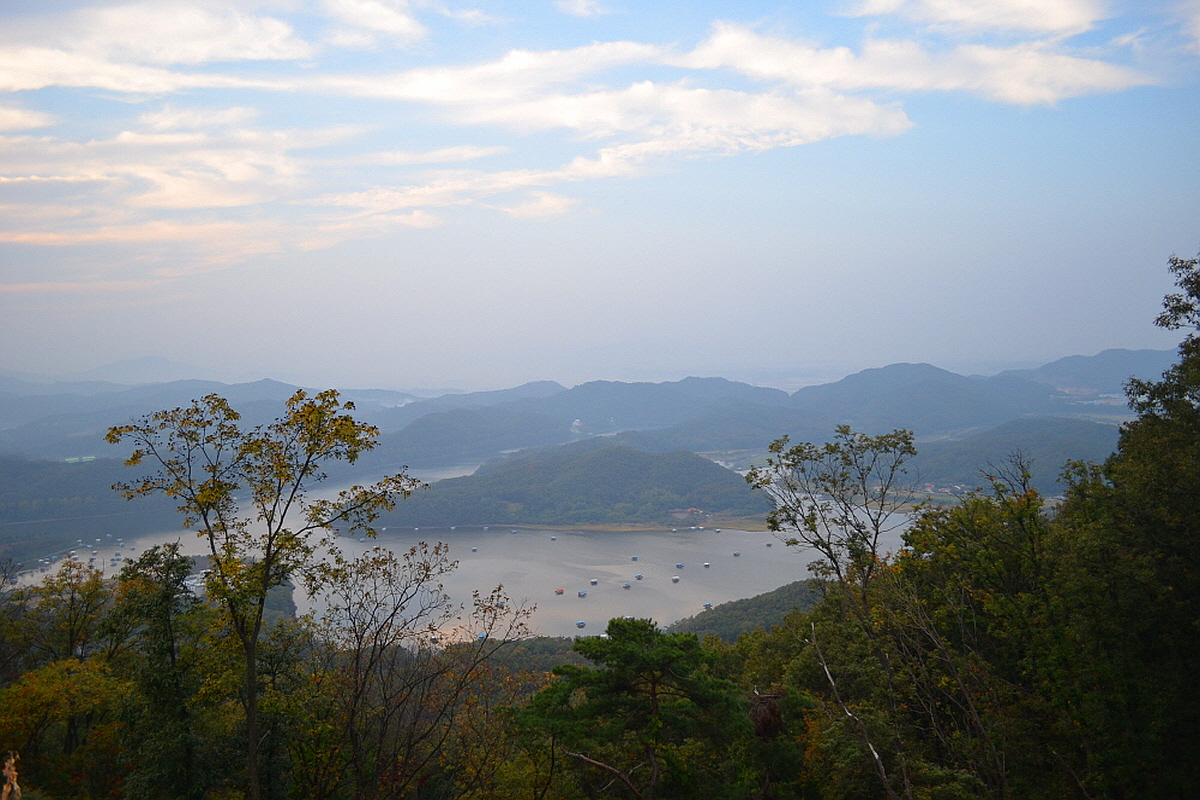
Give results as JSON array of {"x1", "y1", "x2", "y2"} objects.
[
  {"x1": 0, "y1": 347, "x2": 1178, "y2": 564},
  {"x1": 789, "y1": 362, "x2": 1066, "y2": 436},
  {"x1": 0, "y1": 350, "x2": 1172, "y2": 462},
  {"x1": 998, "y1": 348, "x2": 1177, "y2": 394}
]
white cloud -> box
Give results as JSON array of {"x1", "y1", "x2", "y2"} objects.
[
  {"x1": 451, "y1": 79, "x2": 910, "y2": 141},
  {"x1": 441, "y1": 8, "x2": 504, "y2": 25},
  {"x1": 68, "y1": 1, "x2": 315, "y2": 65},
  {"x1": 310, "y1": 85, "x2": 908, "y2": 216},
  {"x1": 319, "y1": 41, "x2": 664, "y2": 102},
  {"x1": 680, "y1": 22, "x2": 1151, "y2": 105},
  {"x1": 139, "y1": 105, "x2": 261, "y2": 131},
  {"x1": 850, "y1": 0, "x2": 1108, "y2": 35},
  {"x1": 1182, "y1": 0, "x2": 1200, "y2": 54},
  {"x1": 0, "y1": 105, "x2": 55, "y2": 131},
  {"x1": 499, "y1": 191, "x2": 579, "y2": 217},
  {"x1": 0, "y1": 46, "x2": 268, "y2": 93},
  {"x1": 354, "y1": 145, "x2": 509, "y2": 165},
  {"x1": 0, "y1": 2, "x2": 1168, "y2": 290},
  {"x1": 557, "y1": 0, "x2": 613, "y2": 18},
  {"x1": 323, "y1": 0, "x2": 427, "y2": 48}
]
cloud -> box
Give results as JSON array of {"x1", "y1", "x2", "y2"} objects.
[
  {"x1": 318, "y1": 40, "x2": 664, "y2": 102},
  {"x1": 0, "y1": 2, "x2": 1166, "y2": 292},
  {"x1": 451, "y1": 79, "x2": 911, "y2": 141},
  {"x1": 139, "y1": 105, "x2": 260, "y2": 131},
  {"x1": 849, "y1": 0, "x2": 1107, "y2": 35},
  {"x1": 352, "y1": 145, "x2": 509, "y2": 165},
  {"x1": 310, "y1": 85, "x2": 908, "y2": 216},
  {"x1": 0, "y1": 278, "x2": 173, "y2": 294},
  {"x1": 498, "y1": 191, "x2": 579, "y2": 217},
  {"x1": 0, "y1": 105, "x2": 55, "y2": 131},
  {"x1": 64, "y1": 1, "x2": 315, "y2": 65},
  {"x1": 0, "y1": 46, "x2": 243, "y2": 93},
  {"x1": 323, "y1": 0, "x2": 427, "y2": 48},
  {"x1": 557, "y1": 0, "x2": 613, "y2": 18},
  {"x1": 679, "y1": 22, "x2": 1151, "y2": 104},
  {"x1": 1183, "y1": 0, "x2": 1200, "y2": 54}
]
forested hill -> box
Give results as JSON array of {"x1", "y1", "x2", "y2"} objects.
[
  {"x1": 373, "y1": 443, "x2": 772, "y2": 527},
  {"x1": 667, "y1": 579, "x2": 824, "y2": 642}
]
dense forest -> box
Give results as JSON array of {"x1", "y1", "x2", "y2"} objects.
[{"x1": 1, "y1": 254, "x2": 1198, "y2": 799}]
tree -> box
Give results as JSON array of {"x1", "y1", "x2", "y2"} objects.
[
  {"x1": 14, "y1": 559, "x2": 122, "y2": 666},
  {"x1": 745, "y1": 427, "x2": 917, "y2": 798},
  {"x1": 1045, "y1": 251, "x2": 1200, "y2": 797},
  {"x1": 292, "y1": 543, "x2": 532, "y2": 799},
  {"x1": 106, "y1": 390, "x2": 423, "y2": 800},
  {"x1": 114, "y1": 543, "x2": 215, "y2": 800},
  {"x1": 522, "y1": 617, "x2": 748, "y2": 800},
  {"x1": 0, "y1": 657, "x2": 132, "y2": 797},
  {"x1": 745, "y1": 426, "x2": 916, "y2": 598}
]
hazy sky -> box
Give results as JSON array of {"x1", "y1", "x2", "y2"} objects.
[{"x1": 1, "y1": 0, "x2": 1198, "y2": 391}]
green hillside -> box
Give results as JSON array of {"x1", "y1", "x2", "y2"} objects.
[
  {"x1": 910, "y1": 416, "x2": 1121, "y2": 494},
  {"x1": 376, "y1": 443, "x2": 772, "y2": 526},
  {"x1": 667, "y1": 578, "x2": 824, "y2": 642}
]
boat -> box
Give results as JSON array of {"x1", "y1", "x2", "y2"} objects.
[
  {"x1": 576, "y1": 620, "x2": 586, "y2": 629},
  {"x1": 703, "y1": 562, "x2": 710, "y2": 568},
  {"x1": 555, "y1": 588, "x2": 564, "y2": 595},
  {"x1": 551, "y1": 535, "x2": 557, "y2": 540},
  {"x1": 671, "y1": 576, "x2": 680, "y2": 583},
  {"x1": 703, "y1": 602, "x2": 712, "y2": 610},
  {"x1": 590, "y1": 578, "x2": 598, "y2": 585},
  {"x1": 578, "y1": 590, "x2": 587, "y2": 597},
  {"x1": 635, "y1": 573, "x2": 643, "y2": 580},
  {"x1": 766, "y1": 542, "x2": 772, "y2": 547},
  {"x1": 623, "y1": 582, "x2": 631, "y2": 589},
  {"x1": 631, "y1": 555, "x2": 639, "y2": 561},
  {"x1": 675, "y1": 562, "x2": 684, "y2": 569},
  {"x1": 733, "y1": 551, "x2": 740, "y2": 557},
  {"x1": 471, "y1": 547, "x2": 477, "y2": 552}
]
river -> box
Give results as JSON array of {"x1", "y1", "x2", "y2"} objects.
[
  {"x1": 32, "y1": 521, "x2": 905, "y2": 639},
  {"x1": 17, "y1": 465, "x2": 909, "y2": 638}
]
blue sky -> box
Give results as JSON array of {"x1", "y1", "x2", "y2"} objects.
[{"x1": 1, "y1": 0, "x2": 1198, "y2": 391}]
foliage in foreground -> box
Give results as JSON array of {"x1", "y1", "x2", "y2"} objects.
[{"x1": 0, "y1": 253, "x2": 1197, "y2": 799}]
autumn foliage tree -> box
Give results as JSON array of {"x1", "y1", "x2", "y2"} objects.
[{"x1": 106, "y1": 390, "x2": 423, "y2": 800}]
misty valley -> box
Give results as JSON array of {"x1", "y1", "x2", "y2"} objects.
[{"x1": 1, "y1": 328, "x2": 1197, "y2": 800}]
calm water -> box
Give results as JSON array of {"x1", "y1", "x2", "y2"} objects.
[
  {"x1": 98, "y1": 523, "x2": 904, "y2": 638},
  {"x1": 19, "y1": 466, "x2": 909, "y2": 638}
]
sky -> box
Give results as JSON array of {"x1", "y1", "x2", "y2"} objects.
[{"x1": 1, "y1": 0, "x2": 1198, "y2": 392}]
